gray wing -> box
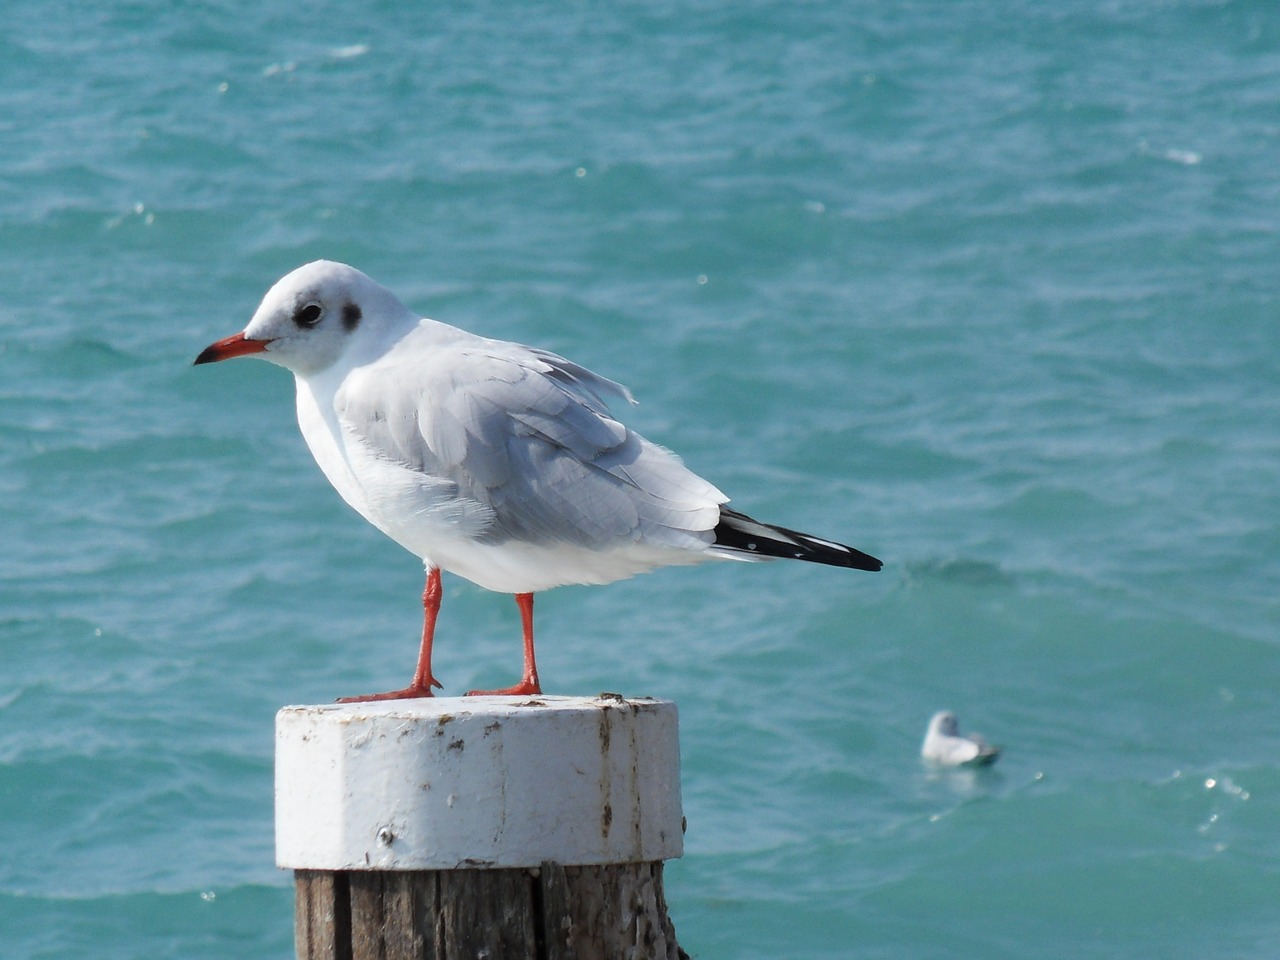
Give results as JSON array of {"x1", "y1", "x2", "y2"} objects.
[{"x1": 336, "y1": 336, "x2": 726, "y2": 551}]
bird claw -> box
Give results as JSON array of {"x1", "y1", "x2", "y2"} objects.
[
  {"x1": 335, "y1": 683, "x2": 438, "y2": 703},
  {"x1": 465, "y1": 679, "x2": 542, "y2": 697}
]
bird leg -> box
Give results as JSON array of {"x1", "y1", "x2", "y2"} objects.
[
  {"x1": 336, "y1": 567, "x2": 444, "y2": 703},
  {"x1": 466, "y1": 592, "x2": 542, "y2": 696}
]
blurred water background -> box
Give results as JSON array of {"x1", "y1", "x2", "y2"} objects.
[{"x1": 2, "y1": 1, "x2": 1278, "y2": 957}]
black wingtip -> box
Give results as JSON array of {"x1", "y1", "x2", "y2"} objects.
[
  {"x1": 858, "y1": 552, "x2": 885, "y2": 573},
  {"x1": 713, "y1": 508, "x2": 882, "y2": 571}
]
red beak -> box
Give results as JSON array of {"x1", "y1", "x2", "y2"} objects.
[{"x1": 194, "y1": 332, "x2": 272, "y2": 365}]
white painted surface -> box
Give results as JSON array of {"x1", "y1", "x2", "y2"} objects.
[{"x1": 275, "y1": 695, "x2": 683, "y2": 870}]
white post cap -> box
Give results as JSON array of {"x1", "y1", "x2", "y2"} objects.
[{"x1": 275, "y1": 695, "x2": 683, "y2": 870}]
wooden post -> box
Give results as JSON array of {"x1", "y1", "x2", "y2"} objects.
[{"x1": 276, "y1": 695, "x2": 687, "y2": 960}]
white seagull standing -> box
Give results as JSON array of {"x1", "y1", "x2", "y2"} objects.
[
  {"x1": 921, "y1": 711, "x2": 1001, "y2": 767},
  {"x1": 195, "y1": 260, "x2": 882, "y2": 701}
]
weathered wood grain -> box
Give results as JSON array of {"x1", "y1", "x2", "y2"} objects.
[{"x1": 294, "y1": 863, "x2": 685, "y2": 960}]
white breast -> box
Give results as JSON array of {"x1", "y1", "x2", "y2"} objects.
[{"x1": 294, "y1": 373, "x2": 373, "y2": 523}]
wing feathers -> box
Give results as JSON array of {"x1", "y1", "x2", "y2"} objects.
[
  {"x1": 335, "y1": 328, "x2": 877, "y2": 572},
  {"x1": 336, "y1": 336, "x2": 723, "y2": 553},
  {"x1": 712, "y1": 508, "x2": 882, "y2": 571}
]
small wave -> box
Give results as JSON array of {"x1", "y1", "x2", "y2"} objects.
[
  {"x1": 906, "y1": 557, "x2": 1012, "y2": 587},
  {"x1": 1138, "y1": 139, "x2": 1203, "y2": 166},
  {"x1": 329, "y1": 44, "x2": 370, "y2": 60}
]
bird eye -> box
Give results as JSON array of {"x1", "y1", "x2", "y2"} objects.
[{"x1": 293, "y1": 302, "x2": 323, "y2": 328}]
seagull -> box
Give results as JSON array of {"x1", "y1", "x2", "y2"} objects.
[
  {"x1": 195, "y1": 261, "x2": 882, "y2": 701},
  {"x1": 921, "y1": 711, "x2": 1001, "y2": 767}
]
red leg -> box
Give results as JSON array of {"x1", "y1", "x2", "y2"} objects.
[
  {"x1": 337, "y1": 568, "x2": 444, "y2": 703},
  {"x1": 467, "y1": 592, "x2": 542, "y2": 696}
]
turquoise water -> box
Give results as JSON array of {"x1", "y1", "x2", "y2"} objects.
[{"x1": 2, "y1": 1, "x2": 1278, "y2": 957}]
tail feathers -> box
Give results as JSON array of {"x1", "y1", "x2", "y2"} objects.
[{"x1": 712, "y1": 508, "x2": 882, "y2": 572}]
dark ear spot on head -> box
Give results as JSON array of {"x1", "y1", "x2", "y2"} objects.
[{"x1": 342, "y1": 302, "x2": 362, "y2": 331}]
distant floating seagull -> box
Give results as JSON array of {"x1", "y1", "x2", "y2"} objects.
[
  {"x1": 922, "y1": 711, "x2": 1000, "y2": 767},
  {"x1": 195, "y1": 261, "x2": 882, "y2": 701}
]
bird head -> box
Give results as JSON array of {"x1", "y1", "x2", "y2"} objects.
[
  {"x1": 928, "y1": 711, "x2": 961, "y2": 737},
  {"x1": 194, "y1": 260, "x2": 415, "y2": 378}
]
